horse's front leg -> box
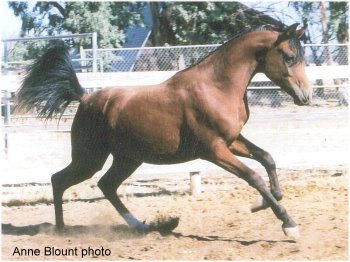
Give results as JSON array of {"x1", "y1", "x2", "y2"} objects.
[
  {"x1": 229, "y1": 134, "x2": 282, "y2": 212},
  {"x1": 206, "y1": 139, "x2": 299, "y2": 239}
]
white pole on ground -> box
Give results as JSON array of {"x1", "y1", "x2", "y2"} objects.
[
  {"x1": 190, "y1": 171, "x2": 201, "y2": 196},
  {"x1": 4, "y1": 90, "x2": 11, "y2": 125}
]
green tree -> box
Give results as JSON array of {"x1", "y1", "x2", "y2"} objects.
[
  {"x1": 290, "y1": 1, "x2": 348, "y2": 65},
  {"x1": 150, "y1": 2, "x2": 284, "y2": 46},
  {"x1": 290, "y1": 1, "x2": 348, "y2": 102},
  {"x1": 328, "y1": 1, "x2": 349, "y2": 44},
  {"x1": 291, "y1": 1, "x2": 348, "y2": 44},
  {"x1": 8, "y1": 1, "x2": 144, "y2": 48},
  {"x1": 7, "y1": 1, "x2": 145, "y2": 71}
]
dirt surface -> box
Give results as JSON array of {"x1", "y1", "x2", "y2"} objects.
[{"x1": 2, "y1": 167, "x2": 348, "y2": 260}]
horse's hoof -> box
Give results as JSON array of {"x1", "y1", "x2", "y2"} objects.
[
  {"x1": 134, "y1": 223, "x2": 151, "y2": 234},
  {"x1": 250, "y1": 196, "x2": 269, "y2": 212},
  {"x1": 282, "y1": 225, "x2": 300, "y2": 240}
]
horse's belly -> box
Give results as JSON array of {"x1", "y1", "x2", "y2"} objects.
[
  {"x1": 142, "y1": 152, "x2": 198, "y2": 165},
  {"x1": 113, "y1": 142, "x2": 199, "y2": 165},
  {"x1": 112, "y1": 126, "x2": 201, "y2": 164}
]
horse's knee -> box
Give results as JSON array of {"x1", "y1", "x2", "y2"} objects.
[
  {"x1": 97, "y1": 176, "x2": 114, "y2": 195},
  {"x1": 259, "y1": 150, "x2": 276, "y2": 171},
  {"x1": 97, "y1": 178, "x2": 106, "y2": 191},
  {"x1": 51, "y1": 170, "x2": 66, "y2": 193},
  {"x1": 246, "y1": 172, "x2": 266, "y2": 189},
  {"x1": 51, "y1": 172, "x2": 60, "y2": 186},
  {"x1": 51, "y1": 161, "x2": 102, "y2": 192}
]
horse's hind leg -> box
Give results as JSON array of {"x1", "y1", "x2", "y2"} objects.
[
  {"x1": 229, "y1": 134, "x2": 282, "y2": 212},
  {"x1": 97, "y1": 156, "x2": 148, "y2": 232},
  {"x1": 51, "y1": 154, "x2": 108, "y2": 229}
]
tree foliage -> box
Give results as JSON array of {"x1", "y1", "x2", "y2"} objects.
[
  {"x1": 150, "y1": 2, "x2": 285, "y2": 46},
  {"x1": 290, "y1": 1, "x2": 348, "y2": 44},
  {"x1": 8, "y1": 1, "x2": 144, "y2": 48},
  {"x1": 328, "y1": 1, "x2": 349, "y2": 43},
  {"x1": 6, "y1": 1, "x2": 348, "y2": 69},
  {"x1": 9, "y1": 1, "x2": 287, "y2": 47}
]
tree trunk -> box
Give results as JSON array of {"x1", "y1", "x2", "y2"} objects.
[
  {"x1": 320, "y1": 1, "x2": 333, "y2": 65},
  {"x1": 150, "y1": 2, "x2": 161, "y2": 46},
  {"x1": 320, "y1": 1, "x2": 346, "y2": 105}
]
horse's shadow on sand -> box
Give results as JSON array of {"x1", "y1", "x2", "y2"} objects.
[
  {"x1": 2, "y1": 223, "x2": 296, "y2": 245},
  {"x1": 2, "y1": 223, "x2": 133, "y2": 239},
  {"x1": 171, "y1": 232, "x2": 296, "y2": 245}
]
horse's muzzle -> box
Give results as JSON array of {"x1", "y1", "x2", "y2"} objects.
[
  {"x1": 294, "y1": 91, "x2": 312, "y2": 106},
  {"x1": 291, "y1": 82, "x2": 313, "y2": 106}
]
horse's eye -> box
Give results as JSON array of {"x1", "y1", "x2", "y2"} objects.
[{"x1": 283, "y1": 54, "x2": 295, "y2": 65}]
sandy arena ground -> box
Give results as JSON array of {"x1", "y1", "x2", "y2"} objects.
[
  {"x1": 2, "y1": 105, "x2": 348, "y2": 260},
  {"x1": 2, "y1": 166, "x2": 348, "y2": 260}
]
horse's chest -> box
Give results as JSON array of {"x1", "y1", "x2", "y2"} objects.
[
  {"x1": 238, "y1": 98, "x2": 250, "y2": 126},
  {"x1": 186, "y1": 99, "x2": 248, "y2": 149},
  {"x1": 215, "y1": 100, "x2": 249, "y2": 138},
  {"x1": 221, "y1": 111, "x2": 247, "y2": 140}
]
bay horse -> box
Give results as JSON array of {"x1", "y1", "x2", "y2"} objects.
[{"x1": 16, "y1": 23, "x2": 312, "y2": 239}]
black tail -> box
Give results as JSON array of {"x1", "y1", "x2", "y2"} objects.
[{"x1": 16, "y1": 45, "x2": 85, "y2": 120}]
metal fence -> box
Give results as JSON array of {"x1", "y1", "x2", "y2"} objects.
[
  {"x1": 1, "y1": 33, "x2": 99, "y2": 74},
  {"x1": 82, "y1": 43, "x2": 349, "y2": 71},
  {"x1": 81, "y1": 43, "x2": 349, "y2": 107},
  {"x1": 82, "y1": 44, "x2": 219, "y2": 72},
  {"x1": 1, "y1": 40, "x2": 349, "y2": 124}
]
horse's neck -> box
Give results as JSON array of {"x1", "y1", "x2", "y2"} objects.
[{"x1": 202, "y1": 31, "x2": 279, "y2": 96}]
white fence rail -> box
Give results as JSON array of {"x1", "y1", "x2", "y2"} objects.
[
  {"x1": 1, "y1": 40, "x2": 349, "y2": 124},
  {"x1": 2, "y1": 65, "x2": 348, "y2": 92},
  {"x1": 1, "y1": 64, "x2": 349, "y2": 124}
]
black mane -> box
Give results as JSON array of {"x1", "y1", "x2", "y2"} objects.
[
  {"x1": 287, "y1": 35, "x2": 305, "y2": 64},
  {"x1": 182, "y1": 24, "x2": 289, "y2": 71}
]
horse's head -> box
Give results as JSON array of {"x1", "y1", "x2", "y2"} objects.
[{"x1": 261, "y1": 23, "x2": 312, "y2": 105}]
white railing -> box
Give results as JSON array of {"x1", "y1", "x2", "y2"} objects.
[
  {"x1": 2, "y1": 65, "x2": 348, "y2": 91},
  {"x1": 1, "y1": 42, "x2": 349, "y2": 124}
]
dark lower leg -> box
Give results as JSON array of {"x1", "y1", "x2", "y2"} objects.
[
  {"x1": 99, "y1": 180, "x2": 149, "y2": 231},
  {"x1": 246, "y1": 172, "x2": 296, "y2": 228},
  {"x1": 51, "y1": 159, "x2": 105, "y2": 229},
  {"x1": 97, "y1": 158, "x2": 148, "y2": 231},
  {"x1": 51, "y1": 166, "x2": 72, "y2": 229},
  {"x1": 209, "y1": 143, "x2": 297, "y2": 229},
  {"x1": 266, "y1": 170, "x2": 283, "y2": 201},
  {"x1": 229, "y1": 135, "x2": 283, "y2": 200}
]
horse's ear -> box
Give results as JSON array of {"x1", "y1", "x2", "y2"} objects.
[
  {"x1": 275, "y1": 23, "x2": 301, "y2": 45},
  {"x1": 284, "y1": 23, "x2": 300, "y2": 38},
  {"x1": 295, "y1": 23, "x2": 307, "y2": 39},
  {"x1": 295, "y1": 28, "x2": 305, "y2": 39}
]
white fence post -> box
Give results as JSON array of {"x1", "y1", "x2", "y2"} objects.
[
  {"x1": 3, "y1": 42, "x2": 9, "y2": 71},
  {"x1": 79, "y1": 46, "x2": 87, "y2": 73},
  {"x1": 178, "y1": 54, "x2": 186, "y2": 70},
  {"x1": 4, "y1": 90, "x2": 11, "y2": 125},
  {"x1": 190, "y1": 171, "x2": 201, "y2": 196},
  {"x1": 92, "y1": 32, "x2": 98, "y2": 73}
]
